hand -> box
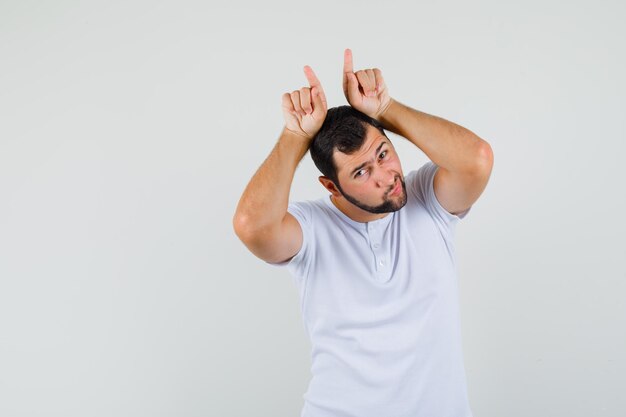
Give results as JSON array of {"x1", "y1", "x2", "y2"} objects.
[
  {"x1": 342, "y1": 48, "x2": 392, "y2": 120},
  {"x1": 281, "y1": 65, "x2": 328, "y2": 140}
]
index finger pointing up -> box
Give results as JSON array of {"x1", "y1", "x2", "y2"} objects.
[
  {"x1": 303, "y1": 65, "x2": 322, "y2": 89},
  {"x1": 343, "y1": 48, "x2": 353, "y2": 75}
]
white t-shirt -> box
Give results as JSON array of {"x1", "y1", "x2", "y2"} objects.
[{"x1": 268, "y1": 161, "x2": 473, "y2": 417}]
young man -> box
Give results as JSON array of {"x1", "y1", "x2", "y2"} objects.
[{"x1": 233, "y1": 49, "x2": 493, "y2": 417}]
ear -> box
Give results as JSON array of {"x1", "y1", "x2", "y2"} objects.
[{"x1": 318, "y1": 176, "x2": 342, "y2": 197}]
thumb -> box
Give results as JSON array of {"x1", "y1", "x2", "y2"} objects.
[
  {"x1": 346, "y1": 72, "x2": 360, "y2": 101},
  {"x1": 311, "y1": 86, "x2": 327, "y2": 116}
]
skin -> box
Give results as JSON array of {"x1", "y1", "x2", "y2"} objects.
[
  {"x1": 234, "y1": 48, "x2": 492, "y2": 263},
  {"x1": 234, "y1": 65, "x2": 327, "y2": 238},
  {"x1": 318, "y1": 123, "x2": 408, "y2": 223}
]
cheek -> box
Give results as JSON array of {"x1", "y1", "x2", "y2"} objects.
[
  {"x1": 381, "y1": 158, "x2": 401, "y2": 180},
  {"x1": 350, "y1": 184, "x2": 372, "y2": 200},
  {"x1": 352, "y1": 184, "x2": 389, "y2": 203}
]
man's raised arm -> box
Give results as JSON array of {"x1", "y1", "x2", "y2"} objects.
[
  {"x1": 341, "y1": 48, "x2": 493, "y2": 215},
  {"x1": 232, "y1": 65, "x2": 327, "y2": 263}
]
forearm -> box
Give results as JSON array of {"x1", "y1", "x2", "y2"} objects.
[
  {"x1": 378, "y1": 98, "x2": 489, "y2": 172},
  {"x1": 233, "y1": 126, "x2": 310, "y2": 236}
]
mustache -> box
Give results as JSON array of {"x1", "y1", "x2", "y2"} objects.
[{"x1": 387, "y1": 176, "x2": 402, "y2": 195}]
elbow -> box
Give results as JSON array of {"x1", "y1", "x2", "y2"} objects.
[
  {"x1": 474, "y1": 140, "x2": 494, "y2": 173},
  {"x1": 232, "y1": 213, "x2": 250, "y2": 241},
  {"x1": 232, "y1": 213, "x2": 272, "y2": 243},
  {"x1": 480, "y1": 141, "x2": 493, "y2": 163}
]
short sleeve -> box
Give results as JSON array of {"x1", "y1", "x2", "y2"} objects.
[
  {"x1": 406, "y1": 161, "x2": 471, "y2": 236},
  {"x1": 265, "y1": 200, "x2": 314, "y2": 279}
]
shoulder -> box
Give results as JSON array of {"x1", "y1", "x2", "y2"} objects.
[
  {"x1": 404, "y1": 161, "x2": 437, "y2": 200},
  {"x1": 266, "y1": 197, "x2": 328, "y2": 270},
  {"x1": 286, "y1": 197, "x2": 328, "y2": 226},
  {"x1": 403, "y1": 161, "x2": 471, "y2": 233}
]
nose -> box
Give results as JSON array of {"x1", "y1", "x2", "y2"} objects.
[{"x1": 376, "y1": 169, "x2": 396, "y2": 189}]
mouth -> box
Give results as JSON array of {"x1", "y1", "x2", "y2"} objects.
[{"x1": 389, "y1": 179, "x2": 401, "y2": 196}]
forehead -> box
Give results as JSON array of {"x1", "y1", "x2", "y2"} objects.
[{"x1": 334, "y1": 125, "x2": 389, "y2": 177}]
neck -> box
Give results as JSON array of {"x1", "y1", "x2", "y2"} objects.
[{"x1": 330, "y1": 194, "x2": 389, "y2": 223}]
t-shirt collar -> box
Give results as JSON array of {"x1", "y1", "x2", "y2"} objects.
[{"x1": 324, "y1": 194, "x2": 394, "y2": 229}]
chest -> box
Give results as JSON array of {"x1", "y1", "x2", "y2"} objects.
[{"x1": 307, "y1": 211, "x2": 456, "y2": 315}]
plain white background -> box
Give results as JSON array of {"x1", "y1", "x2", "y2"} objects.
[{"x1": 1, "y1": 1, "x2": 625, "y2": 416}]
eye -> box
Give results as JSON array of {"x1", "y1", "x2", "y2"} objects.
[
  {"x1": 379, "y1": 150, "x2": 387, "y2": 159},
  {"x1": 354, "y1": 169, "x2": 367, "y2": 178}
]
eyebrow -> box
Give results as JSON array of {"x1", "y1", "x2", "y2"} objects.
[{"x1": 349, "y1": 140, "x2": 388, "y2": 177}]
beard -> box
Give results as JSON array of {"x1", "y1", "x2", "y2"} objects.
[{"x1": 336, "y1": 176, "x2": 408, "y2": 214}]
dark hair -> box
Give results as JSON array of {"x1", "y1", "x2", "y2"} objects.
[{"x1": 310, "y1": 105, "x2": 388, "y2": 187}]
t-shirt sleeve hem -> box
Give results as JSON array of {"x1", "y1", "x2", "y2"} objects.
[
  {"x1": 429, "y1": 165, "x2": 472, "y2": 222},
  {"x1": 427, "y1": 162, "x2": 472, "y2": 224},
  {"x1": 264, "y1": 202, "x2": 310, "y2": 269}
]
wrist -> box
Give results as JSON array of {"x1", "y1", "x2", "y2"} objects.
[
  {"x1": 376, "y1": 97, "x2": 394, "y2": 119},
  {"x1": 283, "y1": 125, "x2": 314, "y2": 142},
  {"x1": 376, "y1": 97, "x2": 395, "y2": 126}
]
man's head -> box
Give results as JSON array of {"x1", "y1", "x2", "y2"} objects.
[{"x1": 310, "y1": 106, "x2": 407, "y2": 217}]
